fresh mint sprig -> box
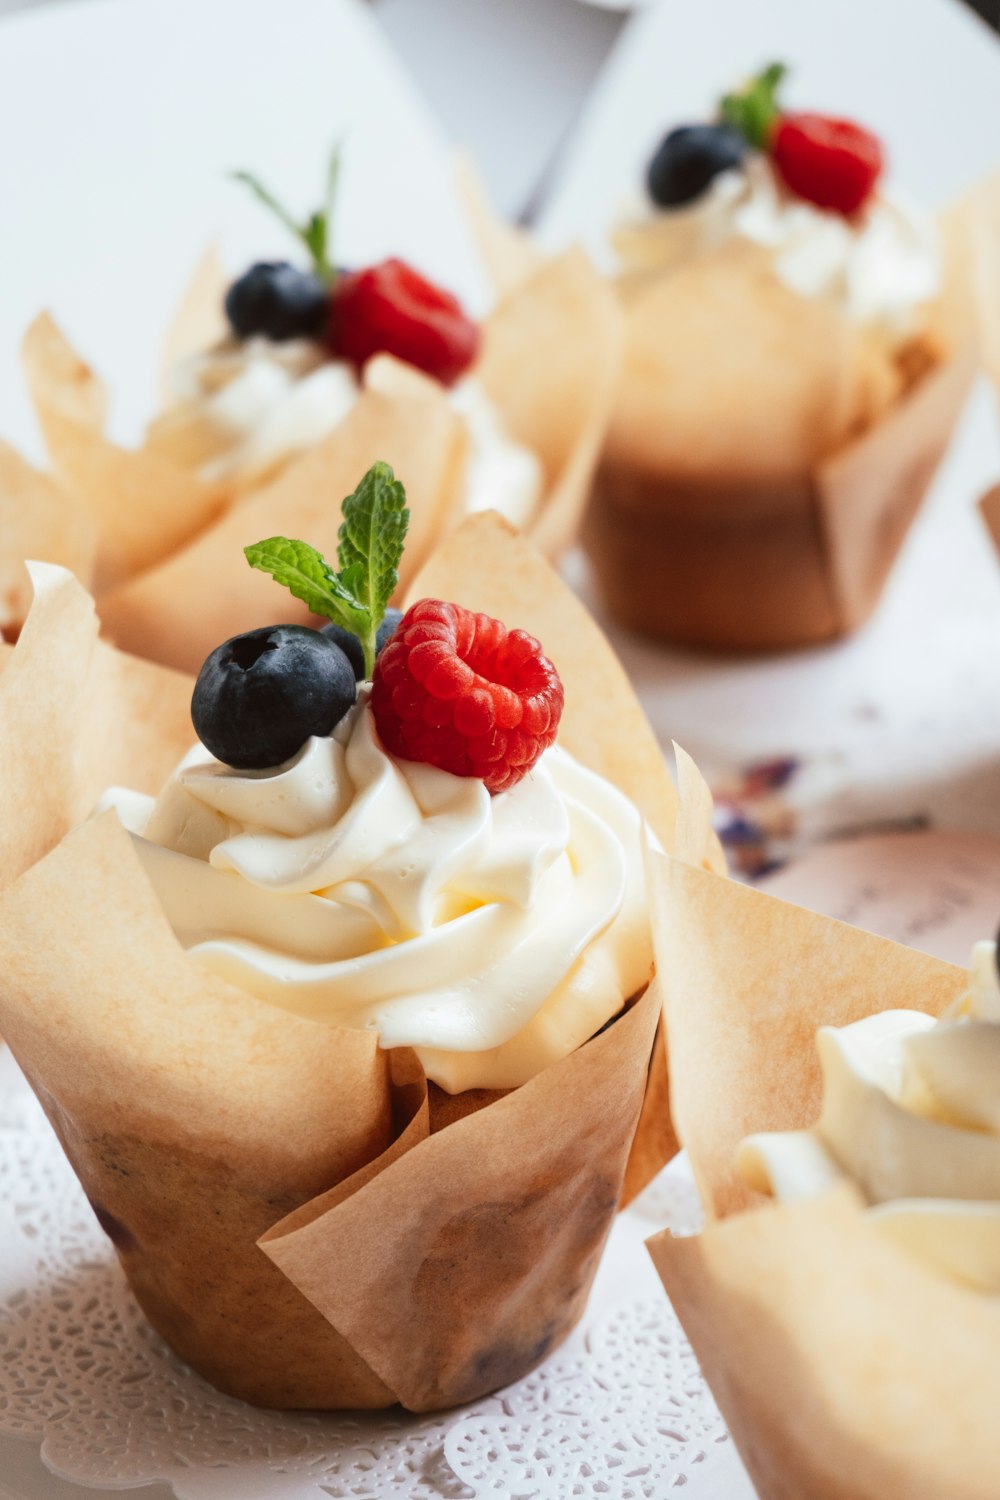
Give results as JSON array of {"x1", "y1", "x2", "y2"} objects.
[
  {"x1": 719, "y1": 62, "x2": 787, "y2": 150},
  {"x1": 245, "y1": 462, "x2": 408, "y2": 679},
  {"x1": 231, "y1": 144, "x2": 341, "y2": 285}
]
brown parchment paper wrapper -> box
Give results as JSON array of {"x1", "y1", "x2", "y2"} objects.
[
  {"x1": 0, "y1": 516, "x2": 687, "y2": 1410},
  {"x1": 586, "y1": 189, "x2": 986, "y2": 650},
  {"x1": 650, "y1": 1185, "x2": 1000, "y2": 1500},
  {"x1": 0, "y1": 439, "x2": 96, "y2": 638},
  {"x1": 20, "y1": 244, "x2": 620, "y2": 674},
  {"x1": 157, "y1": 244, "x2": 229, "y2": 406},
  {"x1": 642, "y1": 849, "x2": 998, "y2": 1498},
  {"x1": 453, "y1": 155, "x2": 545, "y2": 299},
  {"x1": 0, "y1": 563, "x2": 193, "y2": 890},
  {"x1": 22, "y1": 313, "x2": 230, "y2": 593},
  {"x1": 940, "y1": 165, "x2": 1000, "y2": 409},
  {"x1": 647, "y1": 850, "x2": 965, "y2": 1219},
  {"x1": 978, "y1": 480, "x2": 1000, "y2": 558}
]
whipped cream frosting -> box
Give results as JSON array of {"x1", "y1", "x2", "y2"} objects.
[
  {"x1": 739, "y1": 941, "x2": 1000, "y2": 1293},
  {"x1": 166, "y1": 337, "x2": 543, "y2": 526},
  {"x1": 100, "y1": 691, "x2": 652, "y2": 1093},
  {"x1": 615, "y1": 153, "x2": 940, "y2": 335}
]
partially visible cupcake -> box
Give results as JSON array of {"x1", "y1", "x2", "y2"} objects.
[
  {"x1": 644, "y1": 845, "x2": 998, "y2": 1500},
  {"x1": 18, "y1": 150, "x2": 621, "y2": 673},
  {"x1": 739, "y1": 935, "x2": 1000, "y2": 1289},
  {"x1": 587, "y1": 64, "x2": 974, "y2": 652}
]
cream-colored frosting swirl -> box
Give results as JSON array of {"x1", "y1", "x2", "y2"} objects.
[
  {"x1": 739, "y1": 942, "x2": 1000, "y2": 1292},
  {"x1": 162, "y1": 337, "x2": 543, "y2": 526},
  {"x1": 100, "y1": 692, "x2": 652, "y2": 1093},
  {"x1": 615, "y1": 153, "x2": 940, "y2": 335}
]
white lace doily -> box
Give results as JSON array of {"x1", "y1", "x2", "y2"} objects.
[{"x1": 0, "y1": 1048, "x2": 756, "y2": 1500}]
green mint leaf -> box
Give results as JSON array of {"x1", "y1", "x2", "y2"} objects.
[
  {"x1": 244, "y1": 462, "x2": 411, "y2": 679},
  {"x1": 244, "y1": 536, "x2": 368, "y2": 640},
  {"x1": 337, "y1": 459, "x2": 410, "y2": 633},
  {"x1": 719, "y1": 61, "x2": 787, "y2": 150}
]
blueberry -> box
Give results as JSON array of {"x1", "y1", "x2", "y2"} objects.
[
  {"x1": 321, "y1": 608, "x2": 404, "y2": 681},
  {"x1": 646, "y1": 124, "x2": 746, "y2": 209},
  {"x1": 377, "y1": 607, "x2": 404, "y2": 654},
  {"x1": 224, "y1": 261, "x2": 328, "y2": 342},
  {"x1": 192, "y1": 625, "x2": 356, "y2": 770},
  {"x1": 319, "y1": 622, "x2": 364, "y2": 680}
]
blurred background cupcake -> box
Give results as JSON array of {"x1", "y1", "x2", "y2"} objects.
[{"x1": 585, "y1": 61, "x2": 983, "y2": 652}]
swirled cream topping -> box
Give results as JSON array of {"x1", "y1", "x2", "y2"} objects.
[
  {"x1": 615, "y1": 154, "x2": 939, "y2": 336},
  {"x1": 155, "y1": 337, "x2": 543, "y2": 526},
  {"x1": 739, "y1": 942, "x2": 1000, "y2": 1292},
  {"x1": 100, "y1": 691, "x2": 652, "y2": 1093}
]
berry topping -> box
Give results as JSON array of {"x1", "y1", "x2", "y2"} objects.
[
  {"x1": 370, "y1": 600, "x2": 564, "y2": 794},
  {"x1": 330, "y1": 259, "x2": 479, "y2": 386},
  {"x1": 771, "y1": 114, "x2": 884, "y2": 216},
  {"x1": 192, "y1": 625, "x2": 357, "y2": 770},
  {"x1": 647, "y1": 124, "x2": 746, "y2": 208},
  {"x1": 225, "y1": 262, "x2": 329, "y2": 342},
  {"x1": 321, "y1": 607, "x2": 403, "y2": 681}
]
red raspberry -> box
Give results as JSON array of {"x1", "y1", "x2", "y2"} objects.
[
  {"x1": 771, "y1": 113, "x2": 883, "y2": 217},
  {"x1": 370, "y1": 599, "x2": 564, "y2": 794},
  {"x1": 329, "y1": 258, "x2": 479, "y2": 387}
]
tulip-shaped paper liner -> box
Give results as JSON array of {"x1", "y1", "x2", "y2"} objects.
[
  {"x1": 22, "y1": 314, "x2": 230, "y2": 592},
  {"x1": 641, "y1": 851, "x2": 1000, "y2": 1499},
  {"x1": 0, "y1": 512, "x2": 695, "y2": 1410},
  {"x1": 940, "y1": 164, "x2": 1000, "y2": 411},
  {"x1": 0, "y1": 439, "x2": 96, "y2": 639},
  {"x1": 978, "y1": 479, "x2": 1000, "y2": 559},
  {"x1": 20, "y1": 247, "x2": 621, "y2": 674},
  {"x1": 0, "y1": 562, "x2": 193, "y2": 890}
]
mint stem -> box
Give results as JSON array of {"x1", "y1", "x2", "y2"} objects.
[
  {"x1": 360, "y1": 626, "x2": 377, "y2": 682},
  {"x1": 230, "y1": 144, "x2": 342, "y2": 285}
]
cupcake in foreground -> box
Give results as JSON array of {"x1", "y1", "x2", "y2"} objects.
[
  {"x1": 644, "y1": 848, "x2": 996, "y2": 1500},
  {"x1": 16, "y1": 149, "x2": 621, "y2": 672},
  {"x1": 0, "y1": 477, "x2": 700, "y2": 1412},
  {"x1": 587, "y1": 63, "x2": 975, "y2": 652}
]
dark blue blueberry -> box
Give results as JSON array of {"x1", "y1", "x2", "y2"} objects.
[
  {"x1": 224, "y1": 261, "x2": 328, "y2": 342},
  {"x1": 376, "y1": 607, "x2": 404, "y2": 655},
  {"x1": 646, "y1": 124, "x2": 746, "y2": 209},
  {"x1": 321, "y1": 608, "x2": 404, "y2": 682},
  {"x1": 192, "y1": 625, "x2": 356, "y2": 769}
]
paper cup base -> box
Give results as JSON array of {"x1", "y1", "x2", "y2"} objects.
[
  {"x1": 584, "y1": 468, "x2": 846, "y2": 652},
  {"x1": 585, "y1": 347, "x2": 975, "y2": 654}
]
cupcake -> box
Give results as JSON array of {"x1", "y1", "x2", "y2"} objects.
[
  {"x1": 0, "y1": 480, "x2": 713, "y2": 1411},
  {"x1": 586, "y1": 63, "x2": 976, "y2": 652},
  {"x1": 644, "y1": 844, "x2": 998, "y2": 1499},
  {"x1": 16, "y1": 150, "x2": 621, "y2": 673}
]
